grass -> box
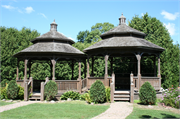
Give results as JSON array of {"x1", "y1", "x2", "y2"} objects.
[
  {"x1": 126, "y1": 106, "x2": 180, "y2": 119},
  {"x1": 134, "y1": 99, "x2": 162, "y2": 106},
  {"x1": 0, "y1": 100, "x2": 14, "y2": 106},
  {"x1": 0, "y1": 101, "x2": 110, "y2": 119}
]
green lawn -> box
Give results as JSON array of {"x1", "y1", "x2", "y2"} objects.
[
  {"x1": 0, "y1": 100, "x2": 14, "y2": 106},
  {"x1": 126, "y1": 106, "x2": 180, "y2": 119},
  {"x1": 0, "y1": 101, "x2": 110, "y2": 119}
]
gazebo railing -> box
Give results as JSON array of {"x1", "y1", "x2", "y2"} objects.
[{"x1": 81, "y1": 78, "x2": 87, "y2": 89}]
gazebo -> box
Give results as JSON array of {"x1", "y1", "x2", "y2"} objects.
[
  {"x1": 14, "y1": 20, "x2": 86, "y2": 101},
  {"x1": 83, "y1": 14, "x2": 165, "y2": 102}
]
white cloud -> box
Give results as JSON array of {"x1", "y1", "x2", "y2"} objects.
[
  {"x1": 25, "y1": 6, "x2": 34, "y2": 14},
  {"x1": 141, "y1": 13, "x2": 144, "y2": 16},
  {"x1": 39, "y1": 13, "x2": 47, "y2": 19},
  {"x1": 161, "y1": 10, "x2": 179, "y2": 20},
  {"x1": 164, "y1": 23, "x2": 175, "y2": 36},
  {"x1": 1, "y1": 5, "x2": 15, "y2": 10}
]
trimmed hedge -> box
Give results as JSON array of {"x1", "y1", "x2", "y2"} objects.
[
  {"x1": 6, "y1": 80, "x2": 19, "y2": 99},
  {"x1": 90, "y1": 80, "x2": 106, "y2": 103},
  {"x1": 139, "y1": 82, "x2": 157, "y2": 105},
  {"x1": 44, "y1": 81, "x2": 58, "y2": 101},
  {"x1": 60, "y1": 91, "x2": 80, "y2": 100}
]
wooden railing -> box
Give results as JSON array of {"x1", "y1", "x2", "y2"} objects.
[
  {"x1": 41, "y1": 77, "x2": 49, "y2": 101},
  {"x1": 141, "y1": 77, "x2": 160, "y2": 90},
  {"x1": 55, "y1": 80, "x2": 80, "y2": 93},
  {"x1": 81, "y1": 78, "x2": 87, "y2": 89},
  {"x1": 24, "y1": 77, "x2": 33, "y2": 101},
  {"x1": 110, "y1": 73, "x2": 115, "y2": 102}
]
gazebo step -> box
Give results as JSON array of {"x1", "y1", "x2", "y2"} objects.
[
  {"x1": 114, "y1": 95, "x2": 130, "y2": 98},
  {"x1": 114, "y1": 91, "x2": 130, "y2": 94},
  {"x1": 114, "y1": 98, "x2": 130, "y2": 101}
]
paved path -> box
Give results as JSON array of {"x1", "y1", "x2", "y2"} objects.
[
  {"x1": 92, "y1": 102, "x2": 133, "y2": 119},
  {"x1": 0, "y1": 101, "x2": 37, "y2": 113}
]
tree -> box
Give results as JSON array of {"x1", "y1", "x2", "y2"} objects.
[
  {"x1": 128, "y1": 13, "x2": 179, "y2": 88},
  {"x1": 77, "y1": 22, "x2": 114, "y2": 43},
  {"x1": 1, "y1": 27, "x2": 40, "y2": 81}
]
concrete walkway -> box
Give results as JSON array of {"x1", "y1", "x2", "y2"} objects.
[
  {"x1": 0, "y1": 101, "x2": 37, "y2": 113},
  {"x1": 92, "y1": 102, "x2": 133, "y2": 119}
]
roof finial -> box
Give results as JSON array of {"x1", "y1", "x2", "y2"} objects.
[
  {"x1": 119, "y1": 13, "x2": 126, "y2": 25},
  {"x1": 50, "y1": 19, "x2": 58, "y2": 31}
]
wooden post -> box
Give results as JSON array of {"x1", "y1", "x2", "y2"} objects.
[
  {"x1": 91, "y1": 56, "x2": 94, "y2": 76},
  {"x1": 110, "y1": 73, "x2": 115, "y2": 103},
  {"x1": 105, "y1": 55, "x2": 109, "y2": 86},
  {"x1": 24, "y1": 59, "x2": 28, "y2": 81},
  {"x1": 51, "y1": 59, "x2": 56, "y2": 81},
  {"x1": 78, "y1": 61, "x2": 82, "y2": 93},
  {"x1": 87, "y1": 57, "x2": 90, "y2": 77},
  {"x1": 50, "y1": 62, "x2": 52, "y2": 80},
  {"x1": 158, "y1": 55, "x2": 161, "y2": 89},
  {"x1": 84, "y1": 61, "x2": 86, "y2": 78},
  {"x1": 41, "y1": 82, "x2": 45, "y2": 101},
  {"x1": 136, "y1": 54, "x2": 141, "y2": 90},
  {"x1": 72, "y1": 60, "x2": 74, "y2": 80},
  {"x1": 16, "y1": 60, "x2": 19, "y2": 81},
  {"x1": 130, "y1": 73, "x2": 134, "y2": 103},
  {"x1": 24, "y1": 81, "x2": 28, "y2": 101}
]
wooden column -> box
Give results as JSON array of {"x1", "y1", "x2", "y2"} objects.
[
  {"x1": 130, "y1": 73, "x2": 134, "y2": 103},
  {"x1": 40, "y1": 82, "x2": 45, "y2": 101},
  {"x1": 24, "y1": 59, "x2": 28, "y2": 82},
  {"x1": 158, "y1": 55, "x2": 161, "y2": 89},
  {"x1": 51, "y1": 59, "x2": 56, "y2": 81},
  {"x1": 105, "y1": 55, "x2": 109, "y2": 86},
  {"x1": 71, "y1": 60, "x2": 74, "y2": 80},
  {"x1": 154, "y1": 56, "x2": 157, "y2": 77},
  {"x1": 91, "y1": 56, "x2": 94, "y2": 76},
  {"x1": 50, "y1": 62, "x2": 52, "y2": 80},
  {"x1": 78, "y1": 61, "x2": 82, "y2": 93},
  {"x1": 87, "y1": 57, "x2": 90, "y2": 77},
  {"x1": 136, "y1": 54, "x2": 141, "y2": 90},
  {"x1": 16, "y1": 60, "x2": 19, "y2": 81}
]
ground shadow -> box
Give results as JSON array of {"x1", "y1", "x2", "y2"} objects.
[{"x1": 161, "y1": 113, "x2": 178, "y2": 118}]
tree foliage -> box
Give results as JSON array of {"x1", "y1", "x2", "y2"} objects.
[
  {"x1": 128, "y1": 13, "x2": 179, "y2": 88},
  {"x1": 6, "y1": 80, "x2": 19, "y2": 99}
]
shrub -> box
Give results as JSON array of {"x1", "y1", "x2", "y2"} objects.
[
  {"x1": 44, "y1": 81, "x2": 58, "y2": 101},
  {"x1": 60, "y1": 91, "x2": 80, "y2": 100},
  {"x1": 80, "y1": 91, "x2": 92, "y2": 103},
  {"x1": 6, "y1": 80, "x2": 19, "y2": 99},
  {"x1": 1, "y1": 79, "x2": 9, "y2": 88},
  {"x1": 90, "y1": 80, "x2": 106, "y2": 103},
  {"x1": 161, "y1": 85, "x2": 180, "y2": 109},
  {"x1": 0, "y1": 84, "x2": 8, "y2": 99},
  {"x1": 17, "y1": 85, "x2": 24, "y2": 100},
  {"x1": 139, "y1": 82, "x2": 157, "y2": 105},
  {"x1": 105, "y1": 86, "x2": 111, "y2": 102}
]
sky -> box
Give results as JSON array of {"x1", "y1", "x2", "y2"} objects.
[{"x1": 1, "y1": 0, "x2": 180, "y2": 44}]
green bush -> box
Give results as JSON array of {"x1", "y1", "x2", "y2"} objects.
[
  {"x1": 1, "y1": 79, "x2": 9, "y2": 88},
  {"x1": 17, "y1": 85, "x2": 24, "y2": 100},
  {"x1": 44, "y1": 81, "x2": 58, "y2": 101},
  {"x1": 90, "y1": 80, "x2": 106, "y2": 103},
  {"x1": 0, "y1": 84, "x2": 8, "y2": 99},
  {"x1": 60, "y1": 91, "x2": 80, "y2": 100},
  {"x1": 80, "y1": 91, "x2": 92, "y2": 103},
  {"x1": 105, "y1": 86, "x2": 111, "y2": 102},
  {"x1": 139, "y1": 82, "x2": 157, "y2": 105},
  {"x1": 6, "y1": 80, "x2": 19, "y2": 99}
]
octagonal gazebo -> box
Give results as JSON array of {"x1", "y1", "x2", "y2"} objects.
[
  {"x1": 14, "y1": 20, "x2": 86, "y2": 101},
  {"x1": 83, "y1": 14, "x2": 165, "y2": 102}
]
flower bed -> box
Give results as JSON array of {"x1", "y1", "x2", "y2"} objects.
[{"x1": 161, "y1": 85, "x2": 180, "y2": 109}]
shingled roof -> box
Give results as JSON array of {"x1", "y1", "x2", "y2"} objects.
[
  {"x1": 14, "y1": 20, "x2": 84, "y2": 57},
  {"x1": 83, "y1": 14, "x2": 165, "y2": 53}
]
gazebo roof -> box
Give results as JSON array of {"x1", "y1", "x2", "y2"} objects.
[
  {"x1": 14, "y1": 20, "x2": 85, "y2": 58},
  {"x1": 83, "y1": 14, "x2": 165, "y2": 54}
]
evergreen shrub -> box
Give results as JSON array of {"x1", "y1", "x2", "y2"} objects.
[
  {"x1": 44, "y1": 81, "x2": 58, "y2": 101},
  {"x1": 1, "y1": 79, "x2": 9, "y2": 88},
  {"x1": 105, "y1": 86, "x2": 111, "y2": 102},
  {"x1": 60, "y1": 91, "x2": 80, "y2": 100},
  {"x1": 139, "y1": 82, "x2": 157, "y2": 105},
  {"x1": 0, "y1": 84, "x2": 8, "y2": 99},
  {"x1": 90, "y1": 80, "x2": 106, "y2": 103},
  {"x1": 6, "y1": 80, "x2": 19, "y2": 99},
  {"x1": 80, "y1": 91, "x2": 92, "y2": 103},
  {"x1": 17, "y1": 85, "x2": 24, "y2": 100}
]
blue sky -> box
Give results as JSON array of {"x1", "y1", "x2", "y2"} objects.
[{"x1": 1, "y1": 0, "x2": 180, "y2": 44}]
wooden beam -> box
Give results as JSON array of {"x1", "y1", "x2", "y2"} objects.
[
  {"x1": 105, "y1": 55, "x2": 109, "y2": 86},
  {"x1": 24, "y1": 59, "x2": 28, "y2": 81},
  {"x1": 136, "y1": 54, "x2": 141, "y2": 90},
  {"x1": 51, "y1": 59, "x2": 56, "y2": 81}
]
